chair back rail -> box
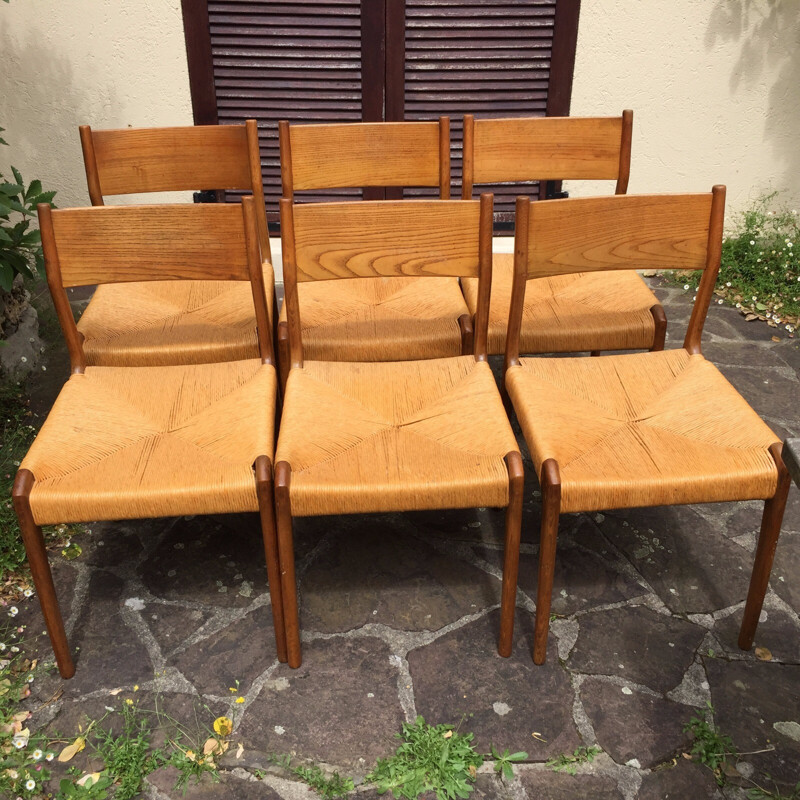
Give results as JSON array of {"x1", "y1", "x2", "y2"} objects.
[
  {"x1": 79, "y1": 120, "x2": 270, "y2": 259},
  {"x1": 279, "y1": 119, "x2": 450, "y2": 197},
  {"x1": 280, "y1": 195, "x2": 493, "y2": 367},
  {"x1": 505, "y1": 186, "x2": 726, "y2": 367},
  {"x1": 462, "y1": 111, "x2": 632, "y2": 198},
  {"x1": 38, "y1": 198, "x2": 273, "y2": 372}
]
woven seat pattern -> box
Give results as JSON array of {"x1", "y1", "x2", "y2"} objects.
[
  {"x1": 276, "y1": 356, "x2": 518, "y2": 516},
  {"x1": 278, "y1": 276, "x2": 467, "y2": 362},
  {"x1": 506, "y1": 349, "x2": 779, "y2": 513},
  {"x1": 22, "y1": 360, "x2": 276, "y2": 525},
  {"x1": 462, "y1": 254, "x2": 659, "y2": 355},
  {"x1": 78, "y1": 263, "x2": 274, "y2": 367}
]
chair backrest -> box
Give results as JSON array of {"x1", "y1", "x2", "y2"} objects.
[
  {"x1": 505, "y1": 186, "x2": 726, "y2": 366},
  {"x1": 38, "y1": 197, "x2": 273, "y2": 373},
  {"x1": 461, "y1": 111, "x2": 633, "y2": 199},
  {"x1": 79, "y1": 120, "x2": 270, "y2": 259},
  {"x1": 279, "y1": 119, "x2": 451, "y2": 198},
  {"x1": 280, "y1": 195, "x2": 493, "y2": 366}
]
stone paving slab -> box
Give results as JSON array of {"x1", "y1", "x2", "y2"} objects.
[{"x1": 12, "y1": 281, "x2": 800, "y2": 799}]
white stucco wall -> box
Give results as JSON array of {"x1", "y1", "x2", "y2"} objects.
[
  {"x1": 0, "y1": 0, "x2": 193, "y2": 210},
  {"x1": 569, "y1": 0, "x2": 800, "y2": 220},
  {"x1": 2, "y1": 0, "x2": 798, "y2": 243}
]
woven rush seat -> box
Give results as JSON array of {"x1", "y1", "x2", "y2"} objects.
[
  {"x1": 78, "y1": 268, "x2": 274, "y2": 366},
  {"x1": 22, "y1": 359, "x2": 276, "y2": 525},
  {"x1": 507, "y1": 348, "x2": 779, "y2": 514},
  {"x1": 462, "y1": 253, "x2": 659, "y2": 355},
  {"x1": 278, "y1": 275, "x2": 468, "y2": 362},
  {"x1": 276, "y1": 356, "x2": 518, "y2": 517}
]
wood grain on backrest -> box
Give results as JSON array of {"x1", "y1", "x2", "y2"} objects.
[
  {"x1": 286, "y1": 199, "x2": 484, "y2": 281},
  {"x1": 46, "y1": 204, "x2": 251, "y2": 287},
  {"x1": 469, "y1": 115, "x2": 626, "y2": 186},
  {"x1": 83, "y1": 125, "x2": 253, "y2": 196},
  {"x1": 524, "y1": 193, "x2": 715, "y2": 279},
  {"x1": 283, "y1": 120, "x2": 446, "y2": 192}
]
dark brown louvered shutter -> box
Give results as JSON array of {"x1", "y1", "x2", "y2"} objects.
[
  {"x1": 204, "y1": 0, "x2": 368, "y2": 221},
  {"x1": 182, "y1": 0, "x2": 580, "y2": 225},
  {"x1": 394, "y1": 0, "x2": 575, "y2": 222}
]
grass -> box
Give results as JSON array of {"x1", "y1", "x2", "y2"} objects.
[
  {"x1": 545, "y1": 745, "x2": 601, "y2": 775},
  {"x1": 683, "y1": 701, "x2": 738, "y2": 785},
  {"x1": 673, "y1": 192, "x2": 799, "y2": 334}
]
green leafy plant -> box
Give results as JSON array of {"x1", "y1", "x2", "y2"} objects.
[
  {"x1": 368, "y1": 715, "x2": 484, "y2": 800},
  {"x1": 545, "y1": 745, "x2": 601, "y2": 775},
  {"x1": 57, "y1": 773, "x2": 114, "y2": 799},
  {"x1": 683, "y1": 702, "x2": 737, "y2": 785},
  {"x1": 0, "y1": 127, "x2": 56, "y2": 292},
  {"x1": 675, "y1": 192, "x2": 799, "y2": 334},
  {"x1": 490, "y1": 745, "x2": 527, "y2": 780}
]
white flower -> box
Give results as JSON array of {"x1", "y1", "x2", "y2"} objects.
[
  {"x1": 27, "y1": 674, "x2": 34, "y2": 683},
  {"x1": 718, "y1": 299, "x2": 724, "y2": 304},
  {"x1": 683, "y1": 284, "x2": 690, "y2": 290},
  {"x1": 788, "y1": 243, "x2": 794, "y2": 248},
  {"x1": 45, "y1": 753, "x2": 54, "y2": 762},
  {"x1": 13, "y1": 737, "x2": 26, "y2": 749},
  {"x1": 25, "y1": 780, "x2": 35, "y2": 791},
  {"x1": 23, "y1": 589, "x2": 32, "y2": 598},
  {"x1": 32, "y1": 749, "x2": 43, "y2": 761},
  {"x1": 8, "y1": 607, "x2": 18, "y2": 616},
  {"x1": 726, "y1": 282, "x2": 732, "y2": 287},
  {"x1": 19, "y1": 357, "x2": 27, "y2": 363},
  {"x1": 0, "y1": 643, "x2": 5, "y2": 651},
  {"x1": 750, "y1": 240, "x2": 755, "y2": 245},
  {"x1": 792, "y1": 209, "x2": 797, "y2": 215},
  {"x1": 11, "y1": 646, "x2": 19, "y2": 653}
]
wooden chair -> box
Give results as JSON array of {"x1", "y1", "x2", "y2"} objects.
[
  {"x1": 503, "y1": 186, "x2": 790, "y2": 664},
  {"x1": 461, "y1": 112, "x2": 667, "y2": 356},
  {"x1": 77, "y1": 120, "x2": 275, "y2": 366},
  {"x1": 12, "y1": 197, "x2": 285, "y2": 678},
  {"x1": 276, "y1": 195, "x2": 523, "y2": 668},
  {"x1": 276, "y1": 119, "x2": 472, "y2": 389}
]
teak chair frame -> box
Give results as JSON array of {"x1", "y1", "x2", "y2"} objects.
[
  {"x1": 13, "y1": 197, "x2": 286, "y2": 678},
  {"x1": 276, "y1": 118, "x2": 474, "y2": 389},
  {"x1": 461, "y1": 110, "x2": 667, "y2": 356},
  {"x1": 504, "y1": 186, "x2": 790, "y2": 664},
  {"x1": 78, "y1": 120, "x2": 276, "y2": 363},
  {"x1": 276, "y1": 194, "x2": 524, "y2": 669}
]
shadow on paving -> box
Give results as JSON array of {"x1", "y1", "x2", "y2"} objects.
[{"x1": 11, "y1": 279, "x2": 800, "y2": 799}]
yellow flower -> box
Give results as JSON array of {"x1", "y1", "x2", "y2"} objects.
[
  {"x1": 229, "y1": 687, "x2": 237, "y2": 693},
  {"x1": 125, "y1": 699, "x2": 133, "y2": 706},
  {"x1": 133, "y1": 685, "x2": 139, "y2": 692},
  {"x1": 235, "y1": 697, "x2": 245, "y2": 704},
  {"x1": 213, "y1": 716, "x2": 233, "y2": 737}
]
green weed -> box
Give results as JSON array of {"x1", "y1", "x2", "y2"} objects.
[
  {"x1": 368, "y1": 715, "x2": 484, "y2": 800},
  {"x1": 270, "y1": 754, "x2": 354, "y2": 799},
  {"x1": 490, "y1": 745, "x2": 528, "y2": 781},
  {"x1": 545, "y1": 745, "x2": 601, "y2": 775},
  {"x1": 683, "y1": 702, "x2": 737, "y2": 785}
]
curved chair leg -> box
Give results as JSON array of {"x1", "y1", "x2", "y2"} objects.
[
  {"x1": 277, "y1": 322, "x2": 290, "y2": 394},
  {"x1": 533, "y1": 459, "x2": 561, "y2": 665},
  {"x1": 275, "y1": 461, "x2": 301, "y2": 668},
  {"x1": 458, "y1": 313, "x2": 474, "y2": 356},
  {"x1": 739, "y1": 443, "x2": 791, "y2": 650},
  {"x1": 649, "y1": 304, "x2": 667, "y2": 352},
  {"x1": 12, "y1": 470, "x2": 75, "y2": 679},
  {"x1": 498, "y1": 451, "x2": 525, "y2": 657},
  {"x1": 255, "y1": 456, "x2": 287, "y2": 664}
]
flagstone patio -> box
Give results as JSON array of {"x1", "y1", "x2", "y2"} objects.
[{"x1": 15, "y1": 280, "x2": 800, "y2": 799}]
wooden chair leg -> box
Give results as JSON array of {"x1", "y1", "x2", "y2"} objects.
[
  {"x1": 739, "y1": 443, "x2": 791, "y2": 650},
  {"x1": 498, "y1": 451, "x2": 524, "y2": 657},
  {"x1": 590, "y1": 350, "x2": 601, "y2": 357},
  {"x1": 275, "y1": 461, "x2": 301, "y2": 668},
  {"x1": 277, "y1": 321, "x2": 290, "y2": 394},
  {"x1": 533, "y1": 459, "x2": 561, "y2": 665},
  {"x1": 12, "y1": 470, "x2": 74, "y2": 679},
  {"x1": 649, "y1": 303, "x2": 667, "y2": 351},
  {"x1": 458, "y1": 313, "x2": 474, "y2": 356},
  {"x1": 255, "y1": 456, "x2": 287, "y2": 664}
]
